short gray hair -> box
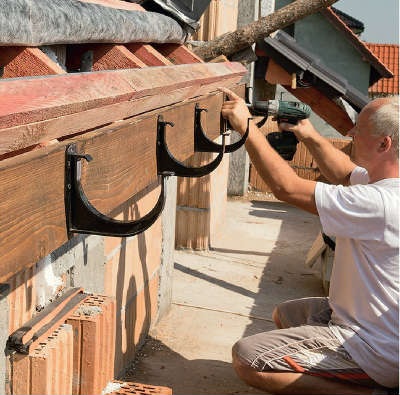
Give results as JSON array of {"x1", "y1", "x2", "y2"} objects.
[{"x1": 369, "y1": 96, "x2": 399, "y2": 157}]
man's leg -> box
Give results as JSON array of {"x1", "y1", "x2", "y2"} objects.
[
  {"x1": 232, "y1": 324, "x2": 380, "y2": 395},
  {"x1": 232, "y1": 355, "x2": 374, "y2": 394}
]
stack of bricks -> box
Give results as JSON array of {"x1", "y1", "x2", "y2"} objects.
[
  {"x1": 9, "y1": 292, "x2": 173, "y2": 394},
  {"x1": 10, "y1": 294, "x2": 116, "y2": 395}
]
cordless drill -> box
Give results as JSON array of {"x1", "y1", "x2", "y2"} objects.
[{"x1": 247, "y1": 100, "x2": 312, "y2": 160}]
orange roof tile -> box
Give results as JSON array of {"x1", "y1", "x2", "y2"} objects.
[{"x1": 366, "y1": 43, "x2": 399, "y2": 95}]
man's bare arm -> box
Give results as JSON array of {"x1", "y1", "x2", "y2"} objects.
[
  {"x1": 220, "y1": 88, "x2": 318, "y2": 214},
  {"x1": 279, "y1": 119, "x2": 356, "y2": 185}
]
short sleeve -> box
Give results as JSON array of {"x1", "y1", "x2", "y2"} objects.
[
  {"x1": 315, "y1": 182, "x2": 384, "y2": 240},
  {"x1": 350, "y1": 166, "x2": 369, "y2": 185}
]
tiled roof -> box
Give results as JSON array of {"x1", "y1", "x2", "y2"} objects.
[
  {"x1": 322, "y1": 8, "x2": 393, "y2": 82},
  {"x1": 366, "y1": 43, "x2": 399, "y2": 95}
]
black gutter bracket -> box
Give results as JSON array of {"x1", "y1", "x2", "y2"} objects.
[
  {"x1": 65, "y1": 143, "x2": 168, "y2": 238},
  {"x1": 65, "y1": 105, "x2": 239, "y2": 237},
  {"x1": 193, "y1": 103, "x2": 250, "y2": 153},
  {"x1": 156, "y1": 114, "x2": 226, "y2": 177}
]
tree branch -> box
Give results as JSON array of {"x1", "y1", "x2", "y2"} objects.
[{"x1": 193, "y1": 0, "x2": 339, "y2": 61}]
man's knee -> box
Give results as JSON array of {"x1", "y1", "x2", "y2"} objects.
[
  {"x1": 232, "y1": 345, "x2": 258, "y2": 384},
  {"x1": 232, "y1": 346, "x2": 290, "y2": 393}
]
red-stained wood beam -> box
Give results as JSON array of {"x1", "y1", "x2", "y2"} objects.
[
  {"x1": 0, "y1": 85, "x2": 198, "y2": 156},
  {"x1": 125, "y1": 43, "x2": 173, "y2": 66},
  {"x1": 153, "y1": 44, "x2": 204, "y2": 64},
  {"x1": 0, "y1": 47, "x2": 65, "y2": 78},
  {"x1": 66, "y1": 44, "x2": 147, "y2": 71},
  {"x1": 0, "y1": 62, "x2": 246, "y2": 131}
]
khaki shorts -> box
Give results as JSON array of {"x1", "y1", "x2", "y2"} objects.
[{"x1": 233, "y1": 297, "x2": 378, "y2": 387}]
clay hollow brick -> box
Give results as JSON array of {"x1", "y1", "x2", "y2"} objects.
[
  {"x1": 106, "y1": 380, "x2": 172, "y2": 395},
  {"x1": 11, "y1": 323, "x2": 73, "y2": 395}
]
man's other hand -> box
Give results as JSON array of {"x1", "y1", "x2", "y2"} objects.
[{"x1": 278, "y1": 119, "x2": 318, "y2": 142}]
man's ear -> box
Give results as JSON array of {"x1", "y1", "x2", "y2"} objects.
[{"x1": 378, "y1": 136, "x2": 392, "y2": 153}]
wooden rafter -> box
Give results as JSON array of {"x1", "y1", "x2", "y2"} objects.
[
  {"x1": 153, "y1": 44, "x2": 204, "y2": 64},
  {"x1": 265, "y1": 59, "x2": 353, "y2": 135},
  {"x1": 66, "y1": 44, "x2": 147, "y2": 71},
  {"x1": 0, "y1": 47, "x2": 66, "y2": 78}
]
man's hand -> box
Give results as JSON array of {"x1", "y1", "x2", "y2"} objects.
[
  {"x1": 278, "y1": 119, "x2": 319, "y2": 142},
  {"x1": 220, "y1": 87, "x2": 252, "y2": 135}
]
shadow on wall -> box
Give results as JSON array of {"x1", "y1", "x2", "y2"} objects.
[{"x1": 113, "y1": 199, "x2": 154, "y2": 376}]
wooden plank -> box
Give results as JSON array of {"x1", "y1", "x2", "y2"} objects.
[
  {"x1": 0, "y1": 91, "x2": 233, "y2": 283},
  {"x1": 0, "y1": 47, "x2": 65, "y2": 78},
  {"x1": 249, "y1": 138, "x2": 353, "y2": 192},
  {"x1": 153, "y1": 44, "x2": 204, "y2": 64},
  {"x1": 78, "y1": 0, "x2": 144, "y2": 11},
  {"x1": 0, "y1": 86, "x2": 199, "y2": 156},
  {"x1": 0, "y1": 62, "x2": 246, "y2": 130},
  {"x1": 66, "y1": 44, "x2": 147, "y2": 71},
  {"x1": 264, "y1": 58, "x2": 354, "y2": 135}
]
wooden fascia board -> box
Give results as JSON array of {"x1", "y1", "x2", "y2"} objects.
[
  {"x1": 0, "y1": 86, "x2": 244, "y2": 283},
  {"x1": 265, "y1": 58, "x2": 293, "y2": 86},
  {"x1": 265, "y1": 59, "x2": 353, "y2": 135}
]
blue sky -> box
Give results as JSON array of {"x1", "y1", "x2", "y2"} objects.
[{"x1": 334, "y1": 0, "x2": 399, "y2": 43}]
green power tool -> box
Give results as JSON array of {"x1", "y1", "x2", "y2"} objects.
[{"x1": 247, "y1": 99, "x2": 312, "y2": 160}]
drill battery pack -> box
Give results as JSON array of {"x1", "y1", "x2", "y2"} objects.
[{"x1": 266, "y1": 131, "x2": 299, "y2": 161}]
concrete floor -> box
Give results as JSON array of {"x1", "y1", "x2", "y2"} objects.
[{"x1": 123, "y1": 197, "x2": 324, "y2": 394}]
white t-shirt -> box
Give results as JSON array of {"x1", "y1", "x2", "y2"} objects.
[{"x1": 314, "y1": 167, "x2": 399, "y2": 387}]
